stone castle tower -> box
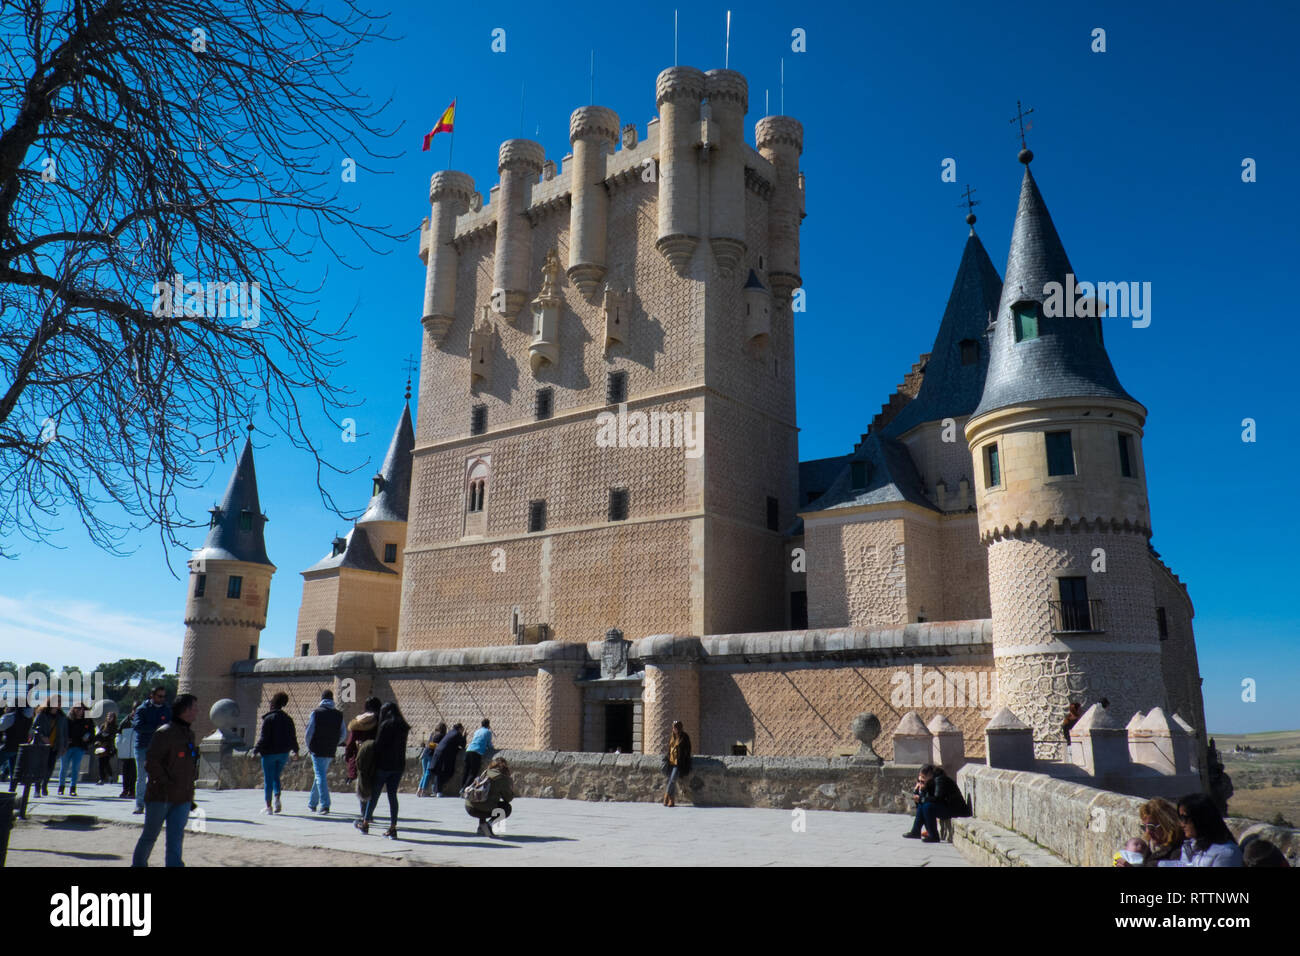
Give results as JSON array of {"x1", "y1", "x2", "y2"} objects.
[
  {"x1": 965, "y1": 152, "x2": 1165, "y2": 756},
  {"x1": 399, "y1": 66, "x2": 805, "y2": 648},
  {"x1": 178, "y1": 434, "x2": 275, "y2": 738}
]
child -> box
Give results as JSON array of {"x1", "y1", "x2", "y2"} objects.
[{"x1": 1114, "y1": 837, "x2": 1149, "y2": 866}]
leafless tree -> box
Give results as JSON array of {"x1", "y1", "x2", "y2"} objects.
[{"x1": 0, "y1": 0, "x2": 404, "y2": 563}]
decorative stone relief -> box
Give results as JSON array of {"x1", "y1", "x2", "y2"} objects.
[
  {"x1": 529, "y1": 248, "x2": 562, "y2": 373},
  {"x1": 469, "y1": 305, "x2": 494, "y2": 386}
]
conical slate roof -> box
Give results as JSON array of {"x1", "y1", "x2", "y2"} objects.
[
  {"x1": 193, "y1": 437, "x2": 272, "y2": 566},
  {"x1": 303, "y1": 525, "x2": 396, "y2": 575},
  {"x1": 971, "y1": 164, "x2": 1136, "y2": 419},
  {"x1": 884, "y1": 230, "x2": 1003, "y2": 436},
  {"x1": 358, "y1": 402, "x2": 415, "y2": 525}
]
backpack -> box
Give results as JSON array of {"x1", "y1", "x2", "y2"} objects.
[{"x1": 463, "y1": 770, "x2": 492, "y2": 804}]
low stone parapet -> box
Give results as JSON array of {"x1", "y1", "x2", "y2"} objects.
[{"x1": 953, "y1": 818, "x2": 1070, "y2": 867}]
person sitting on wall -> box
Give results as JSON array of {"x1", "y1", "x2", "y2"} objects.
[
  {"x1": 902, "y1": 764, "x2": 969, "y2": 843},
  {"x1": 1115, "y1": 798, "x2": 1184, "y2": 866},
  {"x1": 1061, "y1": 702, "x2": 1082, "y2": 745},
  {"x1": 1156, "y1": 793, "x2": 1243, "y2": 867}
]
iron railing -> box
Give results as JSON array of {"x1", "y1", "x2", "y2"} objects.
[{"x1": 1049, "y1": 598, "x2": 1104, "y2": 633}]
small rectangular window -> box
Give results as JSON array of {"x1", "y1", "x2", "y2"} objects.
[
  {"x1": 790, "y1": 590, "x2": 808, "y2": 630},
  {"x1": 535, "y1": 387, "x2": 554, "y2": 421},
  {"x1": 239, "y1": 510, "x2": 253, "y2": 531},
  {"x1": 1057, "y1": 576, "x2": 1090, "y2": 631},
  {"x1": 766, "y1": 496, "x2": 779, "y2": 531},
  {"x1": 1156, "y1": 606, "x2": 1168, "y2": 640},
  {"x1": 248, "y1": 645, "x2": 257, "y2": 660},
  {"x1": 1118, "y1": 432, "x2": 1133, "y2": 478},
  {"x1": 470, "y1": 403, "x2": 487, "y2": 436},
  {"x1": 1013, "y1": 303, "x2": 1039, "y2": 342},
  {"x1": 1045, "y1": 431, "x2": 1075, "y2": 476},
  {"x1": 984, "y1": 444, "x2": 1001, "y2": 488},
  {"x1": 383, "y1": 543, "x2": 398, "y2": 563},
  {"x1": 301, "y1": 643, "x2": 309, "y2": 657},
  {"x1": 194, "y1": 574, "x2": 206, "y2": 597},
  {"x1": 528, "y1": 499, "x2": 547, "y2": 533},
  {"x1": 606, "y1": 370, "x2": 627, "y2": 405},
  {"x1": 608, "y1": 488, "x2": 629, "y2": 522},
  {"x1": 227, "y1": 575, "x2": 243, "y2": 599},
  {"x1": 850, "y1": 460, "x2": 868, "y2": 490}
]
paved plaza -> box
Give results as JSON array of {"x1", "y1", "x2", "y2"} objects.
[{"x1": 12, "y1": 785, "x2": 968, "y2": 867}]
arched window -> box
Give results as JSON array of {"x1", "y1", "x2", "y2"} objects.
[{"x1": 466, "y1": 460, "x2": 490, "y2": 514}]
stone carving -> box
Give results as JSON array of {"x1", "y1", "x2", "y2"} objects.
[
  {"x1": 600, "y1": 627, "x2": 630, "y2": 679},
  {"x1": 469, "y1": 191, "x2": 483, "y2": 212},
  {"x1": 621, "y1": 124, "x2": 638, "y2": 150},
  {"x1": 850, "y1": 712, "x2": 883, "y2": 764},
  {"x1": 529, "y1": 249, "x2": 562, "y2": 372},
  {"x1": 542, "y1": 159, "x2": 557, "y2": 181}
]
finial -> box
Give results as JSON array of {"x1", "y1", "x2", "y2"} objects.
[
  {"x1": 1010, "y1": 100, "x2": 1035, "y2": 163},
  {"x1": 957, "y1": 185, "x2": 980, "y2": 230},
  {"x1": 402, "y1": 354, "x2": 416, "y2": 402},
  {"x1": 247, "y1": 422, "x2": 255, "y2": 435}
]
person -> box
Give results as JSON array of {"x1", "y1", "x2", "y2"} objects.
[
  {"x1": 343, "y1": 696, "x2": 381, "y2": 815},
  {"x1": 418, "y1": 722, "x2": 447, "y2": 797},
  {"x1": 304, "y1": 689, "x2": 345, "y2": 814},
  {"x1": 131, "y1": 687, "x2": 171, "y2": 814},
  {"x1": 663, "y1": 720, "x2": 692, "y2": 807},
  {"x1": 431, "y1": 722, "x2": 465, "y2": 797},
  {"x1": 251, "y1": 691, "x2": 299, "y2": 814},
  {"x1": 1114, "y1": 837, "x2": 1149, "y2": 866},
  {"x1": 116, "y1": 715, "x2": 138, "y2": 799},
  {"x1": 902, "y1": 764, "x2": 969, "y2": 842},
  {"x1": 1156, "y1": 793, "x2": 1243, "y2": 867},
  {"x1": 95, "y1": 712, "x2": 119, "y2": 784},
  {"x1": 357, "y1": 701, "x2": 409, "y2": 838},
  {"x1": 464, "y1": 755, "x2": 514, "y2": 838},
  {"x1": 31, "y1": 698, "x2": 68, "y2": 797},
  {"x1": 1, "y1": 703, "x2": 34, "y2": 783},
  {"x1": 462, "y1": 718, "x2": 494, "y2": 790},
  {"x1": 1061, "y1": 702, "x2": 1082, "y2": 745},
  {"x1": 131, "y1": 693, "x2": 199, "y2": 867},
  {"x1": 1241, "y1": 837, "x2": 1290, "y2": 867},
  {"x1": 59, "y1": 703, "x2": 95, "y2": 795}
]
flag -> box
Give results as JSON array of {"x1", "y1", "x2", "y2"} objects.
[{"x1": 422, "y1": 100, "x2": 456, "y2": 151}]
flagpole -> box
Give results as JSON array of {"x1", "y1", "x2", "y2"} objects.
[
  {"x1": 448, "y1": 97, "x2": 455, "y2": 170},
  {"x1": 590, "y1": 50, "x2": 595, "y2": 105},
  {"x1": 519, "y1": 81, "x2": 525, "y2": 137}
]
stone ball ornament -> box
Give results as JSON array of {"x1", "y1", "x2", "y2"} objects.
[
  {"x1": 851, "y1": 712, "x2": 884, "y2": 764},
  {"x1": 210, "y1": 698, "x2": 240, "y2": 731}
]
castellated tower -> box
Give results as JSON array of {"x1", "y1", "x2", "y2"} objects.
[
  {"x1": 178, "y1": 435, "x2": 274, "y2": 739},
  {"x1": 965, "y1": 154, "x2": 1164, "y2": 757},
  {"x1": 399, "y1": 67, "x2": 804, "y2": 650}
]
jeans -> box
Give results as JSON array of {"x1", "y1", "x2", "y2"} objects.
[
  {"x1": 59, "y1": 747, "x2": 86, "y2": 789},
  {"x1": 134, "y1": 744, "x2": 150, "y2": 808},
  {"x1": 908, "y1": 801, "x2": 952, "y2": 837},
  {"x1": 308, "y1": 755, "x2": 333, "y2": 809},
  {"x1": 131, "y1": 801, "x2": 191, "y2": 867},
  {"x1": 666, "y1": 766, "x2": 680, "y2": 797},
  {"x1": 0, "y1": 751, "x2": 15, "y2": 780},
  {"x1": 261, "y1": 753, "x2": 290, "y2": 804},
  {"x1": 365, "y1": 768, "x2": 402, "y2": 826},
  {"x1": 418, "y1": 760, "x2": 434, "y2": 792},
  {"x1": 462, "y1": 751, "x2": 483, "y2": 789}
]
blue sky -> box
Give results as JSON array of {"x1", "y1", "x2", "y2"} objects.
[{"x1": 2, "y1": 1, "x2": 1297, "y2": 734}]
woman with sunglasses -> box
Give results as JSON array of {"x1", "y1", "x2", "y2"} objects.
[
  {"x1": 1135, "y1": 798, "x2": 1183, "y2": 865},
  {"x1": 1155, "y1": 793, "x2": 1243, "y2": 867}
]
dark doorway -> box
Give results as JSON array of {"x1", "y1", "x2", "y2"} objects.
[
  {"x1": 791, "y1": 590, "x2": 808, "y2": 629},
  {"x1": 605, "y1": 702, "x2": 634, "y2": 753}
]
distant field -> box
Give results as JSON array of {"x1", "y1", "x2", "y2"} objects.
[{"x1": 1212, "y1": 729, "x2": 1300, "y2": 825}]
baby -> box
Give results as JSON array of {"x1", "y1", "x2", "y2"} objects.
[{"x1": 1113, "y1": 837, "x2": 1149, "y2": 866}]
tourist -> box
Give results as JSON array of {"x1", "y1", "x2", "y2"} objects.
[
  {"x1": 418, "y1": 722, "x2": 447, "y2": 797},
  {"x1": 131, "y1": 693, "x2": 199, "y2": 867},
  {"x1": 0, "y1": 703, "x2": 34, "y2": 783},
  {"x1": 431, "y1": 722, "x2": 466, "y2": 797},
  {"x1": 1133, "y1": 798, "x2": 1183, "y2": 865},
  {"x1": 132, "y1": 686, "x2": 172, "y2": 814},
  {"x1": 304, "y1": 689, "x2": 345, "y2": 814},
  {"x1": 462, "y1": 718, "x2": 494, "y2": 790},
  {"x1": 31, "y1": 698, "x2": 68, "y2": 797},
  {"x1": 58, "y1": 703, "x2": 95, "y2": 796},
  {"x1": 1241, "y1": 836, "x2": 1290, "y2": 867},
  {"x1": 116, "y1": 715, "x2": 137, "y2": 799},
  {"x1": 252, "y1": 691, "x2": 299, "y2": 814},
  {"x1": 902, "y1": 764, "x2": 969, "y2": 842},
  {"x1": 344, "y1": 696, "x2": 381, "y2": 815},
  {"x1": 95, "y1": 712, "x2": 119, "y2": 785},
  {"x1": 1113, "y1": 837, "x2": 1149, "y2": 866},
  {"x1": 356, "y1": 701, "x2": 409, "y2": 838},
  {"x1": 1061, "y1": 701, "x2": 1082, "y2": 745},
  {"x1": 662, "y1": 720, "x2": 692, "y2": 807},
  {"x1": 1156, "y1": 793, "x2": 1243, "y2": 866},
  {"x1": 464, "y1": 754, "x2": 514, "y2": 837}
]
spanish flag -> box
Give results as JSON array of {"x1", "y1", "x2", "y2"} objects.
[{"x1": 422, "y1": 100, "x2": 456, "y2": 151}]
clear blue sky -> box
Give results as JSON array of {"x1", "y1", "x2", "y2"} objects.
[{"x1": 2, "y1": 0, "x2": 1297, "y2": 735}]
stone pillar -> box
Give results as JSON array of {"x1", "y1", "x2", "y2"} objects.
[
  {"x1": 420, "y1": 170, "x2": 475, "y2": 344},
  {"x1": 567, "y1": 106, "x2": 619, "y2": 297},
  {"x1": 654, "y1": 66, "x2": 706, "y2": 272},
  {"x1": 1172, "y1": 712, "x2": 1198, "y2": 773},
  {"x1": 1130, "y1": 706, "x2": 1190, "y2": 775},
  {"x1": 754, "y1": 115, "x2": 803, "y2": 302},
  {"x1": 492, "y1": 139, "x2": 545, "y2": 318},
  {"x1": 891, "y1": 711, "x2": 932, "y2": 765},
  {"x1": 1072, "y1": 704, "x2": 1131, "y2": 779},
  {"x1": 927, "y1": 714, "x2": 964, "y2": 774},
  {"x1": 1125, "y1": 710, "x2": 1146, "y2": 763},
  {"x1": 985, "y1": 707, "x2": 1034, "y2": 770},
  {"x1": 534, "y1": 642, "x2": 586, "y2": 751},
  {"x1": 640, "y1": 635, "x2": 701, "y2": 757}
]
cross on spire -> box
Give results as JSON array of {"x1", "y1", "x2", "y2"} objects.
[
  {"x1": 402, "y1": 354, "x2": 416, "y2": 401},
  {"x1": 957, "y1": 184, "x2": 980, "y2": 227},
  {"x1": 1010, "y1": 100, "x2": 1035, "y2": 164}
]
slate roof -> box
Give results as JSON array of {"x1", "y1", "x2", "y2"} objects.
[
  {"x1": 303, "y1": 525, "x2": 396, "y2": 575},
  {"x1": 800, "y1": 431, "x2": 937, "y2": 517},
  {"x1": 971, "y1": 164, "x2": 1136, "y2": 419},
  {"x1": 192, "y1": 437, "x2": 273, "y2": 566},
  {"x1": 883, "y1": 230, "x2": 1003, "y2": 437},
  {"x1": 358, "y1": 402, "x2": 415, "y2": 525}
]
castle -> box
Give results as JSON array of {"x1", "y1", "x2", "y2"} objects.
[{"x1": 177, "y1": 68, "x2": 1205, "y2": 769}]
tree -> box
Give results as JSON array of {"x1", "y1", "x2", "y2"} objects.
[
  {"x1": 94, "y1": 656, "x2": 165, "y2": 708},
  {"x1": 0, "y1": 0, "x2": 402, "y2": 563}
]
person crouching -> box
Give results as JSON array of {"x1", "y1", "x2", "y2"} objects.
[{"x1": 464, "y1": 755, "x2": 514, "y2": 838}]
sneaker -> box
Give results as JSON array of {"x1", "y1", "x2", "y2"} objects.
[
  {"x1": 261, "y1": 805, "x2": 273, "y2": 815},
  {"x1": 902, "y1": 831, "x2": 921, "y2": 839},
  {"x1": 921, "y1": 835, "x2": 941, "y2": 843},
  {"x1": 132, "y1": 807, "x2": 144, "y2": 815},
  {"x1": 321, "y1": 807, "x2": 330, "y2": 815},
  {"x1": 274, "y1": 796, "x2": 282, "y2": 814},
  {"x1": 69, "y1": 787, "x2": 76, "y2": 796},
  {"x1": 307, "y1": 805, "x2": 318, "y2": 813},
  {"x1": 58, "y1": 786, "x2": 65, "y2": 795}
]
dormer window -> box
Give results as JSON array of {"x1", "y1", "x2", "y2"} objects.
[
  {"x1": 960, "y1": 339, "x2": 979, "y2": 366},
  {"x1": 239, "y1": 510, "x2": 253, "y2": 531},
  {"x1": 331, "y1": 535, "x2": 347, "y2": 557},
  {"x1": 1012, "y1": 302, "x2": 1039, "y2": 343},
  {"x1": 208, "y1": 507, "x2": 222, "y2": 529},
  {"x1": 372, "y1": 474, "x2": 385, "y2": 497}
]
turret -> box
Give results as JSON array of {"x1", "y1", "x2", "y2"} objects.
[
  {"x1": 654, "y1": 66, "x2": 706, "y2": 273},
  {"x1": 742, "y1": 269, "x2": 771, "y2": 346},
  {"x1": 492, "y1": 139, "x2": 546, "y2": 318},
  {"x1": 356, "y1": 399, "x2": 415, "y2": 581},
  {"x1": 179, "y1": 433, "x2": 275, "y2": 739},
  {"x1": 420, "y1": 170, "x2": 476, "y2": 345},
  {"x1": 754, "y1": 115, "x2": 803, "y2": 302},
  {"x1": 567, "y1": 106, "x2": 619, "y2": 297},
  {"x1": 705, "y1": 69, "x2": 748, "y2": 275}
]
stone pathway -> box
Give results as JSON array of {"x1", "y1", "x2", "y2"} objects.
[{"x1": 16, "y1": 784, "x2": 968, "y2": 867}]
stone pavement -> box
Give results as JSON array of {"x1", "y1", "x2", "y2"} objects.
[{"x1": 20, "y1": 784, "x2": 968, "y2": 866}]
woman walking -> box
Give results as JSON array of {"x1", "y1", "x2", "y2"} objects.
[
  {"x1": 31, "y1": 700, "x2": 68, "y2": 797},
  {"x1": 116, "y1": 715, "x2": 137, "y2": 799},
  {"x1": 418, "y1": 722, "x2": 447, "y2": 797},
  {"x1": 252, "y1": 691, "x2": 299, "y2": 814},
  {"x1": 59, "y1": 704, "x2": 95, "y2": 795},
  {"x1": 344, "y1": 696, "x2": 381, "y2": 816},
  {"x1": 95, "y1": 712, "x2": 119, "y2": 785},
  {"x1": 662, "y1": 720, "x2": 692, "y2": 807},
  {"x1": 356, "y1": 702, "x2": 410, "y2": 838}
]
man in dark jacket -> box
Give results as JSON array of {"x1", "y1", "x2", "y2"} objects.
[
  {"x1": 131, "y1": 687, "x2": 171, "y2": 813},
  {"x1": 431, "y1": 723, "x2": 466, "y2": 797},
  {"x1": 902, "y1": 764, "x2": 969, "y2": 843},
  {"x1": 132, "y1": 694, "x2": 199, "y2": 867},
  {"x1": 304, "y1": 689, "x2": 345, "y2": 813},
  {"x1": 1, "y1": 705, "x2": 34, "y2": 784}
]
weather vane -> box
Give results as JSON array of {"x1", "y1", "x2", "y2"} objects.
[
  {"x1": 957, "y1": 184, "x2": 980, "y2": 226},
  {"x1": 1010, "y1": 100, "x2": 1035, "y2": 163},
  {"x1": 402, "y1": 354, "x2": 416, "y2": 401}
]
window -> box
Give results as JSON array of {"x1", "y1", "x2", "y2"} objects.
[
  {"x1": 984, "y1": 444, "x2": 1001, "y2": 488},
  {"x1": 466, "y1": 460, "x2": 489, "y2": 516},
  {"x1": 248, "y1": 645, "x2": 257, "y2": 660},
  {"x1": 608, "y1": 487, "x2": 629, "y2": 521},
  {"x1": 372, "y1": 475, "x2": 385, "y2": 497},
  {"x1": 383, "y1": 543, "x2": 398, "y2": 563},
  {"x1": 1117, "y1": 432, "x2": 1134, "y2": 478},
  {"x1": 1057, "y1": 576, "x2": 1091, "y2": 631},
  {"x1": 528, "y1": 499, "x2": 547, "y2": 533},
  {"x1": 1045, "y1": 431, "x2": 1075, "y2": 476},
  {"x1": 850, "y1": 460, "x2": 868, "y2": 490},
  {"x1": 301, "y1": 643, "x2": 309, "y2": 657},
  {"x1": 227, "y1": 575, "x2": 243, "y2": 599},
  {"x1": 960, "y1": 339, "x2": 979, "y2": 366},
  {"x1": 239, "y1": 510, "x2": 253, "y2": 531},
  {"x1": 1013, "y1": 302, "x2": 1039, "y2": 342},
  {"x1": 606, "y1": 370, "x2": 627, "y2": 405},
  {"x1": 1157, "y1": 607, "x2": 1168, "y2": 641},
  {"x1": 470, "y1": 403, "x2": 487, "y2": 436},
  {"x1": 535, "y1": 387, "x2": 554, "y2": 421},
  {"x1": 208, "y1": 507, "x2": 222, "y2": 529},
  {"x1": 790, "y1": 590, "x2": 808, "y2": 629},
  {"x1": 766, "y1": 496, "x2": 779, "y2": 532},
  {"x1": 466, "y1": 479, "x2": 486, "y2": 513},
  {"x1": 194, "y1": 574, "x2": 206, "y2": 597}
]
